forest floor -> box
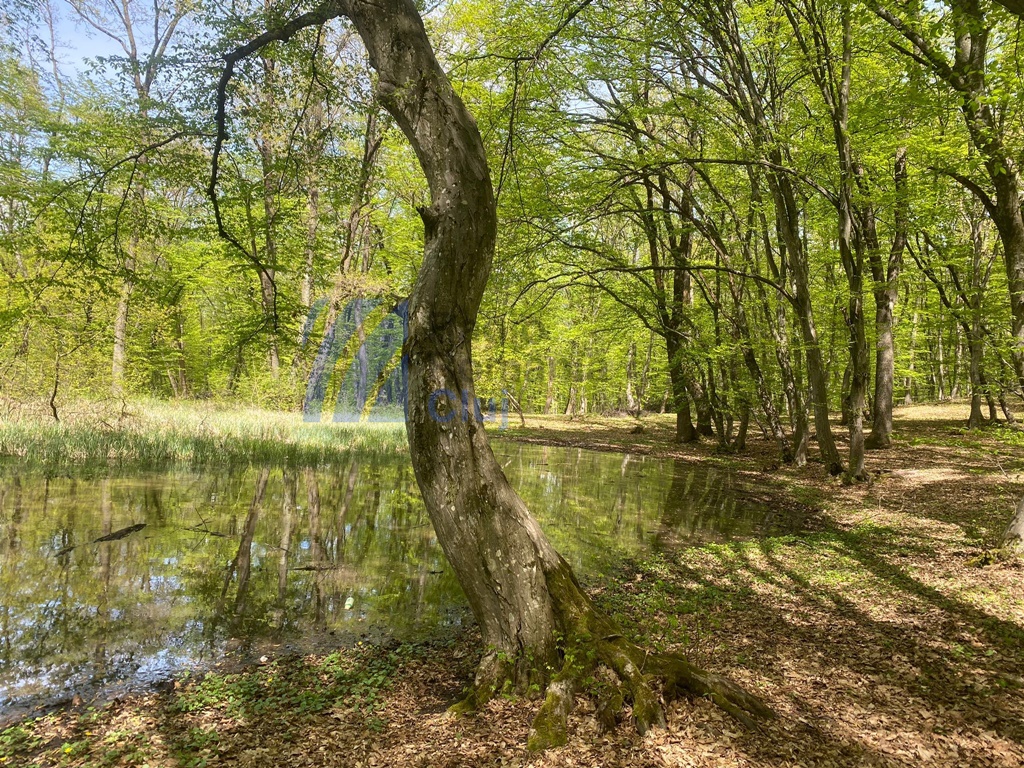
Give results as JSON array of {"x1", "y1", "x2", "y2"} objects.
[{"x1": 3, "y1": 402, "x2": 1024, "y2": 767}]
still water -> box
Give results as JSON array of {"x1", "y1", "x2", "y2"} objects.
[{"x1": 0, "y1": 444, "x2": 799, "y2": 713}]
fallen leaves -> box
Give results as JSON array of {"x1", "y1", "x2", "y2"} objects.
[{"x1": 4, "y1": 405, "x2": 1024, "y2": 767}]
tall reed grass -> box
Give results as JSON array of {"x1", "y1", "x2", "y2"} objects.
[{"x1": 0, "y1": 399, "x2": 408, "y2": 470}]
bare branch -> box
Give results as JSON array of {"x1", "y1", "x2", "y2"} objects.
[{"x1": 207, "y1": 1, "x2": 346, "y2": 294}]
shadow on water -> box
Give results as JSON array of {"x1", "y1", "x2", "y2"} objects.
[{"x1": 0, "y1": 444, "x2": 799, "y2": 715}]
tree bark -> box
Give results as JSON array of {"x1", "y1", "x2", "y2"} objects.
[
  {"x1": 904, "y1": 291, "x2": 921, "y2": 404},
  {"x1": 111, "y1": 276, "x2": 133, "y2": 395},
  {"x1": 301, "y1": 180, "x2": 319, "y2": 311},
  {"x1": 968, "y1": 326, "x2": 987, "y2": 429},
  {"x1": 866, "y1": 149, "x2": 908, "y2": 448},
  {"x1": 667, "y1": 335, "x2": 697, "y2": 442},
  {"x1": 1004, "y1": 495, "x2": 1024, "y2": 556},
  {"x1": 637, "y1": 332, "x2": 654, "y2": 410},
  {"x1": 214, "y1": 0, "x2": 770, "y2": 743},
  {"x1": 625, "y1": 342, "x2": 637, "y2": 414}
]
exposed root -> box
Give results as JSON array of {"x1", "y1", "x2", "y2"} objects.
[
  {"x1": 447, "y1": 649, "x2": 514, "y2": 715},
  {"x1": 599, "y1": 637, "x2": 665, "y2": 734},
  {"x1": 527, "y1": 668, "x2": 579, "y2": 750},
  {"x1": 655, "y1": 655, "x2": 775, "y2": 729},
  {"x1": 592, "y1": 666, "x2": 625, "y2": 732},
  {"x1": 453, "y1": 557, "x2": 774, "y2": 750},
  {"x1": 520, "y1": 635, "x2": 772, "y2": 750}
]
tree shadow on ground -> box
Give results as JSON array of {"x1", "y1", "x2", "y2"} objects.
[{"x1": 629, "y1": 511, "x2": 1024, "y2": 766}]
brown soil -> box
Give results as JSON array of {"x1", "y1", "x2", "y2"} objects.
[{"x1": 4, "y1": 403, "x2": 1022, "y2": 767}]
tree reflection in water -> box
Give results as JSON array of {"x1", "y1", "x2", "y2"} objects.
[{"x1": 0, "y1": 444, "x2": 802, "y2": 711}]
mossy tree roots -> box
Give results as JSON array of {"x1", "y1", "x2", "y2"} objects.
[
  {"x1": 451, "y1": 557, "x2": 774, "y2": 751},
  {"x1": 213, "y1": 1, "x2": 773, "y2": 753}
]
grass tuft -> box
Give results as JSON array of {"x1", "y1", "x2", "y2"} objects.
[{"x1": 0, "y1": 399, "x2": 408, "y2": 470}]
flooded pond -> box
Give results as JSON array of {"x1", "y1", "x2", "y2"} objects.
[{"x1": 0, "y1": 443, "x2": 800, "y2": 715}]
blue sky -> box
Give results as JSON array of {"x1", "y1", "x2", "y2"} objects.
[{"x1": 35, "y1": 2, "x2": 151, "y2": 76}]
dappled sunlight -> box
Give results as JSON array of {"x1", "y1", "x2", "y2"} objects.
[
  {"x1": 888, "y1": 467, "x2": 974, "y2": 487},
  {"x1": 3, "y1": 406, "x2": 1024, "y2": 765}
]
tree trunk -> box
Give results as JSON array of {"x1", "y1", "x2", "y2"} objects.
[
  {"x1": 840, "y1": 363, "x2": 853, "y2": 427},
  {"x1": 667, "y1": 336, "x2": 697, "y2": 442},
  {"x1": 825, "y1": 1, "x2": 868, "y2": 481},
  {"x1": 866, "y1": 280, "x2": 896, "y2": 446},
  {"x1": 866, "y1": 148, "x2": 907, "y2": 448},
  {"x1": 301, "y1": 179, "x2": 319, "y2": 311},
  {"x1": 578, "y1": 357, "x2": 589, "y2": 415},
  {"x1": 637, "y1": 332, "x2": 654, "y2": 410},
  {"x1": 904, "y1": 292, "x2": 921, "y2": 404},
  {"x1": 111, "y1": 275, "x2": 133, "y2": 396},
  {"x1": 546, "y1": 356, "x2": 556, "y2": 414},
  {"x1": 950, "y1": 324, "x2": 964, "y2": 399},
  {"x1": 991, "y1": 185, "x2": 1024, "y2": 393},
  {"x1": 846, "y1": 291, "x2": 870, "y2": 480},
  {"x1": 999, "y1": 391, "x2": 1017, "y2": 424},
  {"x1": 691, "y1": 378, "x2": 716, "y2": 438},
  {"x1": 217, "y1": 0, "x2": 770, "y2": 745},
  {"x1": 258, "y1": 128, "x2": 281, "y2": 378},
  {"x1": 354, "y1": 297, "x2": 369, "y2": 414},
  {"x1": 982, "y1": 367, "x2": 998, "y2": 423},
  {"x1": 347, "y1": 2, "x2": 566, "y2": 677},
  {"x1": 967, "y1": 327, "x2": 986, "y2": 428},
  {"x1": 625, "y1": 342, "x2": 637, "y2": 414},
  {"x1": 936, "y1": 308, "x2": 947, "y2": 400},
  {"x1": 1004, "y1": 495, "x2": 1024, "y2": 556}
]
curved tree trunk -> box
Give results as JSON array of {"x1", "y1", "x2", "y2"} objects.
[
  {"x1": 213, "y1": 0, "x2": 769, "y2": 746},
  {"x1": 345, "y1": 8, "x2": 766, "y2": 733}
]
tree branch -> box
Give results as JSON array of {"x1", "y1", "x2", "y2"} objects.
[
  {"x1": 933, "y1": 166, "x2": 998, "y2": 218},
  {"x1": 208, "y1": 0, "x2": 346, "y2": 289}
]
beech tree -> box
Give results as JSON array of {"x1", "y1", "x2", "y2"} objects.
[
  {"x1": 64, "y1": 0, "x2": 191, "y2": 394},
  {"x1": 210, "y1": 0, "x2": 770, "y2": 746},
  {"x1": 871, "y1": 0, "x2": 1024, "y2": 393}
]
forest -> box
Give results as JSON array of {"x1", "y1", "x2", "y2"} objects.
[{"x1": 1, "y1": 0, "x2": 1023, "y2": 766}]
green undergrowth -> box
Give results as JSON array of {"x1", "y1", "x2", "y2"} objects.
[
  {"x1": 1, "y1": 641, "x2": 428, "y2": 768},
  {"x1": 173, "y1": 644, "x2": 404, "y2": 719},
  {"x1": 0, "y1": 400, "x2": 407, "y2": 471},
  {"x1": 592, "y1": 514, "x2": 1021, "y2": 663}
]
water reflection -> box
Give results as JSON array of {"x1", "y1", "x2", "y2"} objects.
[{"x1": 0, "y1": 444, "x2": 799, "y2": 712}]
